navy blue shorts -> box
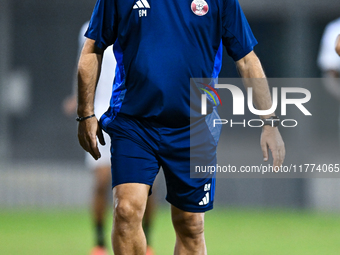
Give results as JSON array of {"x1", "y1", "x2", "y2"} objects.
[{"x1": 104, "y1": 112, "x2": 220, "y2": 213}]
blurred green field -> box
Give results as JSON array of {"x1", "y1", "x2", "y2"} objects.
[{"x1": 1, "y1": 206, "x2": 340, "y2": 255}]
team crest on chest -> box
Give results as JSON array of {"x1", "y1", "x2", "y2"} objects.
[{"x1": 191, "y1": 0, "x2": 209, "y2": 16}]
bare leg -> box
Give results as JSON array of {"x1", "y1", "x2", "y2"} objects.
[
  {"x1": 171, "y1": 206, "x2": 207, "y2": 255},
  {"x1": 143, "y1": 189, "x2": 157, "y2": 245},
  {"x1": 112, "y1": 183, "x2": 150, "y2": 255},
  {"x1": 92, "y1": 165, "x2": 111, "y2": 247}
]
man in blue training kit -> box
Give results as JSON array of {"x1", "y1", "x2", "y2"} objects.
[{"x1": 76, "y1": 0, "x2": 285, "y2": 253}]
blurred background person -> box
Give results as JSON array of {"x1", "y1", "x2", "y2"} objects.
[
  {"x1": 318, "y1": 17, "x2": 340, "y2": 141},
  {"x1": 63, "y1": 21, "x2": 114, "y2": 255},
  {"x1": 63, "y1": 21, "x2": 157, "y2": 255},
  {"x1": 336, "y1": 34, "x2": 340, "y2": 56}
]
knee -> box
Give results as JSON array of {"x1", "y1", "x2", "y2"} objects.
[
  {"x1": 172, "y1": 212, "x2": 204, "y2": 239},
  {"x1": 114, "y1": 199, "x2": 144, "y2": 226},
  {"x1": 112, "y1": 183, "x2": 149, "y2": 231}
]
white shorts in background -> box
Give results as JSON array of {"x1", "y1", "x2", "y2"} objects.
[{"x1": 85, "y1": 132, "x2": 111, "y2": 170}]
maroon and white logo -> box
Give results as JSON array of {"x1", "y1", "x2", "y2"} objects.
[{"x1": 191, "y1": 0, "x2": 209, "y2": 16}]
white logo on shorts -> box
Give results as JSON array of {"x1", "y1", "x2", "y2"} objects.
[{"x1": 199, "y1": 192, "x2": 209, "y2": 205}]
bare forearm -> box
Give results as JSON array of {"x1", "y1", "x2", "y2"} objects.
[
  {"x1": 236, "y1": 51, "x2": 285, "y2": 167},
  {"x1": 77, "y1": 39, "x2": 103, "y2": 117},
  {"x1": 236, "y1": 51, "x2": 274, "y2": 119}
]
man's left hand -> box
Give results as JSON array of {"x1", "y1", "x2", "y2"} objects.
[{"x1": 260, "y1": 126, "x2": 285, "y2": 171}]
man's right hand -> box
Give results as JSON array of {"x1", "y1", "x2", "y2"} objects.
[
  {"x1": 77, "y1": 38, "x2": 105, "y2": 159},
  {"x1": 77, "y1": 117, "x2": 105, "y2": 160}
]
